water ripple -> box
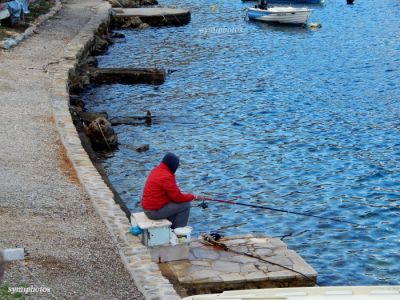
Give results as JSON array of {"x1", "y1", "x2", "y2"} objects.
[{"x1": 83, "y1": 0, "x2": 400, "y2": 286}]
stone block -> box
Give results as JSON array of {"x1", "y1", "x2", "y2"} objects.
[
  {"x1": 244, "y1": 271, "x2": 267, "y2": 281},
  {"x1": 220, "y1": 273, "x2": 246, "y2": 283},
  {"x1": 211, "y1": 261, "x2": 240, "y2": 273},
  {"x1": 190, "y1": 269, "x2": 222, "y2": 281},
  {"x1": 150, "y1": 244, "x2": 189, "y2": 263}
]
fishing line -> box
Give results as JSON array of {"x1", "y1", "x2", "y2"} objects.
[{"x1": 201, "y1": 196, "x2": 366, "y2": 227}]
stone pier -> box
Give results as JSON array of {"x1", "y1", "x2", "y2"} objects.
[
  {"x1": 112, "y1": 7, "x2": 191, "y2": 27},
  {"x1": 160, "y1": 235, "x2": 317, "y2": 297}
]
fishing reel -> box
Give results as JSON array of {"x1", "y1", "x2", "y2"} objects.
[{"x1": 198, "y1": 200, "x2": 208, "y2": 209}]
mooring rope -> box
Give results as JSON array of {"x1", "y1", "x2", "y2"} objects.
[{"x1": 97, "y1": 122, "x2": 113, "y2": 152}]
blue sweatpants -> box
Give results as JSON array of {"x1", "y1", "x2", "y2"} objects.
[{"x1": 144, "y1": 202, "x2": 191, "y2": 229}]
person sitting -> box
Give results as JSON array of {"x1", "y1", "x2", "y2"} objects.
[
  {"x1": 141, "y1": 153, "x2": 204, "y2": 229},
  {"x1": 258, "y1": 0, "x2": 268, "y2": 9}
]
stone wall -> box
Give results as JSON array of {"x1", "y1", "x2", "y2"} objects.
[{"x1": 49, "y1": 2, "x2": 180, "y2": 299}]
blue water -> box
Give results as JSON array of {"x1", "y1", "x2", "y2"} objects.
[{"x1": 82, "y1": 0, "x2": 400, "y2": 286}]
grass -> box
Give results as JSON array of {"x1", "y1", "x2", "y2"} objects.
[
  {"x1": 0, "y1": 25, "x2": 11, "y2": 39},
  {"x1": 0, "y1": 0, "x2": 55, "y2": 38},
  {"x1": 0, "y1": 285, "x2": 26, "y2": 300},
  {"x1": 25, "y1": 0, "x2": 54, "y2": 23}
]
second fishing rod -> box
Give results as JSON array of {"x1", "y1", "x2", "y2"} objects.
[{"x1": 198, "y1": 196, "x2": 365, "y2": 227}]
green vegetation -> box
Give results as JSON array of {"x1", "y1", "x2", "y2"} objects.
[
  {"x1": 0, "y1": 285, "x2": 26, "y2": 300},
  {"x1": 25, "y1": 0, "x2": 54, "y2": 23},
  {"x1": 0, "y1": 0, "x2": 55, "y2": 38},
  {"x1": 0, "y1": 25, "x2": 11, "y2": 39}
]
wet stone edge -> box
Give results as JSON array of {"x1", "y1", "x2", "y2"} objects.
[{"x1": 48, "y1": 2, "x2": 180, "y2": 299}]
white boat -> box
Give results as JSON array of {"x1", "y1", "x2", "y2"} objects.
[
  {"x1": 247, "y1": 6, "x2": 312, "y2": 25},
  {"x1": 182, "y1": 286, "x2": 400, "y2": 300},
  {"x1": 0, "y1": 5, "x2": 10, "y2": 21}
]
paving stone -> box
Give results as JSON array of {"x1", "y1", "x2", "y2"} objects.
[
  {"x1": 191, "y1": 247, "x2": 220, "y2": 260},
  {"x1": 161, "y1": 235, "x2": 316, "y2": 294},
  {"x1": 230, "y1": 254, "x2": 259, "y2": 264},
  {"x1": 270, "y1": 255, "x2": 294, "y2": 267},
  {"x1": 220, "y1": 273, "x2": 246, "y2": 283},
  {"x1": 239, "y1": 263, "x2": 259, "y2": 273},
  {"x1": 191, "y1": 269, "x2": 222, "y2": 281},
  {"x1": 244, "y1": 271, "x2": 268, "y2": 281},
  {"x1": 267, "y1": 270, "x2": 296, "y2": 280},
  {"x1": 254, "y1": 248, "x2": 273, "y2": 257},
  {"x1": 191, "y1": 260, "x2": 212, "y2": 267},
  {"x1": 211, "y1": 260, "x2": 241, "y2": 273}
]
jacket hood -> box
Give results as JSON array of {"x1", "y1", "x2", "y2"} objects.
[{"x1": 162, "y1": 152, "x2": 180, "y2": 174}]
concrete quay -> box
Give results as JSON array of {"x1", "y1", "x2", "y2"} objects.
[
  {"x1": 0, "y1": 0, "x2": 178, "y2": 299},
  {"x1": 160, "y1": 235, "x2": 317, "y2": 297},
  {"x1": 112, "y1": 7, "x2": 191, "y2": 27}
]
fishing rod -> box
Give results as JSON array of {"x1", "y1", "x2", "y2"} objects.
[{"x1": 201, "y1": 197, "x2": 362, "y2": 226}]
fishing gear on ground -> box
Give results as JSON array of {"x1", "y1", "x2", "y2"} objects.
[{"x1": 200, "y1": 233, "x2": 315, "y2": 284}]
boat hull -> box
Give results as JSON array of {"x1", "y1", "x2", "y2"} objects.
[
  {"x1": 243, "y1": 0, "x2": 322, "y2": 3},
  {"x1": 247, "y1": 7, "x2": 312, "y2": 25},
  {"x1": 270, "y1": 0, "x2": 322, "y2": 3}
]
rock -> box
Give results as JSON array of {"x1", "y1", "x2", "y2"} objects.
[
  {"x1": 84, "y1": 56, "x2": 98, "y2": 67},
  {"x1": 70, "y1": 95, "x2": 85, "y2": 109},
  {"x1": 80, "y1": 112, "x2": 109, "y2": 124},
  {"x1": 128, "y1": 16, "x2": 142, "y2": 28},
  {"x1": 92, "y1": 36, "x2": 109, "y2": 55},
  {"x1": 111, "y1": 32, "x2": 126, "y2": 38},
  {"x1": 136, "y1": 144, "x2": 150, "y2": 152},
  {"x1": 68, "y1": 73, "x2": 84, "y2": 93},
  {"x1": 85, "y1": 117, "x2": 118, "y2": 150},
  {"x1": 138, "y1": 23, "x2": 151, "y2": 29},
  {"x1": 81, "y1": 74, "x2": 91, "y2": 86},
  {"x1": 144, "y1": 110, "x2": 152, "y2": 125},
  {"x1": 70, "y1": 106, "x2": 83, "y2": 117}
]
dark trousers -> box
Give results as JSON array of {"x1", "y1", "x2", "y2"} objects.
[{"x1": 144, "y1": 202, "x2": 191, "y2": 229}]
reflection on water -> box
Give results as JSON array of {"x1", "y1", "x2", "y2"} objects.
[{"x1": 82, "y1": 0, "x2": 400, "y2": 286}]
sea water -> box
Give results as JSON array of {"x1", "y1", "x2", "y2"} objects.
[{"x1": 82, "y1": 0, "x2": 400, "y2": 285}]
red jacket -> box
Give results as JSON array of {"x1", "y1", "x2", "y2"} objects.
[{"x1": 141, "y1": 162, "x2": 194, "y2": 210}]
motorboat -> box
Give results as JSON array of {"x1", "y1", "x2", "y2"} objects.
[
  {"x1": 0, "y1": 4, "x2": 10, "y2": 22},
  {"x1": 247, "y1": 5, "x2": 312, "y2": 25},
  {"x1": 182, "y1": 286, "x2": 400, "y2": 300},
  {"x1": 243, "y1": 0, "x2": 323, "y2": 3}
]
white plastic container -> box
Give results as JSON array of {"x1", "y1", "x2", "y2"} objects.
[{"x1": 173, "y1": 226, "x2": 192, "y2": 244}]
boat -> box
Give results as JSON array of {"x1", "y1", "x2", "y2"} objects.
[
  {"x1": 275, "y1": 0, "x2": 322, "y2": 3},
  {"x1": 242, "y1": 0, "x2": 323, "y2": 4},
  {"x1": 247, "y1": 6, "x2": 312, "y2": 25},
  {"x1": 182, "y1": 286, "x2": 400, "y2": 300},
  {"x1": 0, "y1": 4, "x2": 10, "y2": 22}
]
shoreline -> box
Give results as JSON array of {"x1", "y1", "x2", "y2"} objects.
[
  {"x1": 0, "y1": 0, "x2": 178, "y2": 298},
  {"x1": 50, "y1": 2, "x2": 182, "y2": 299}
]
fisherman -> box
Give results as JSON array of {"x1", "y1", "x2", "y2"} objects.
[
  {"x1": 141, "y1": 153, "x2": 204, "y2": 229},
  {"x1": 258, "y1": 0, "x2": 268, "y2": 9}
]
